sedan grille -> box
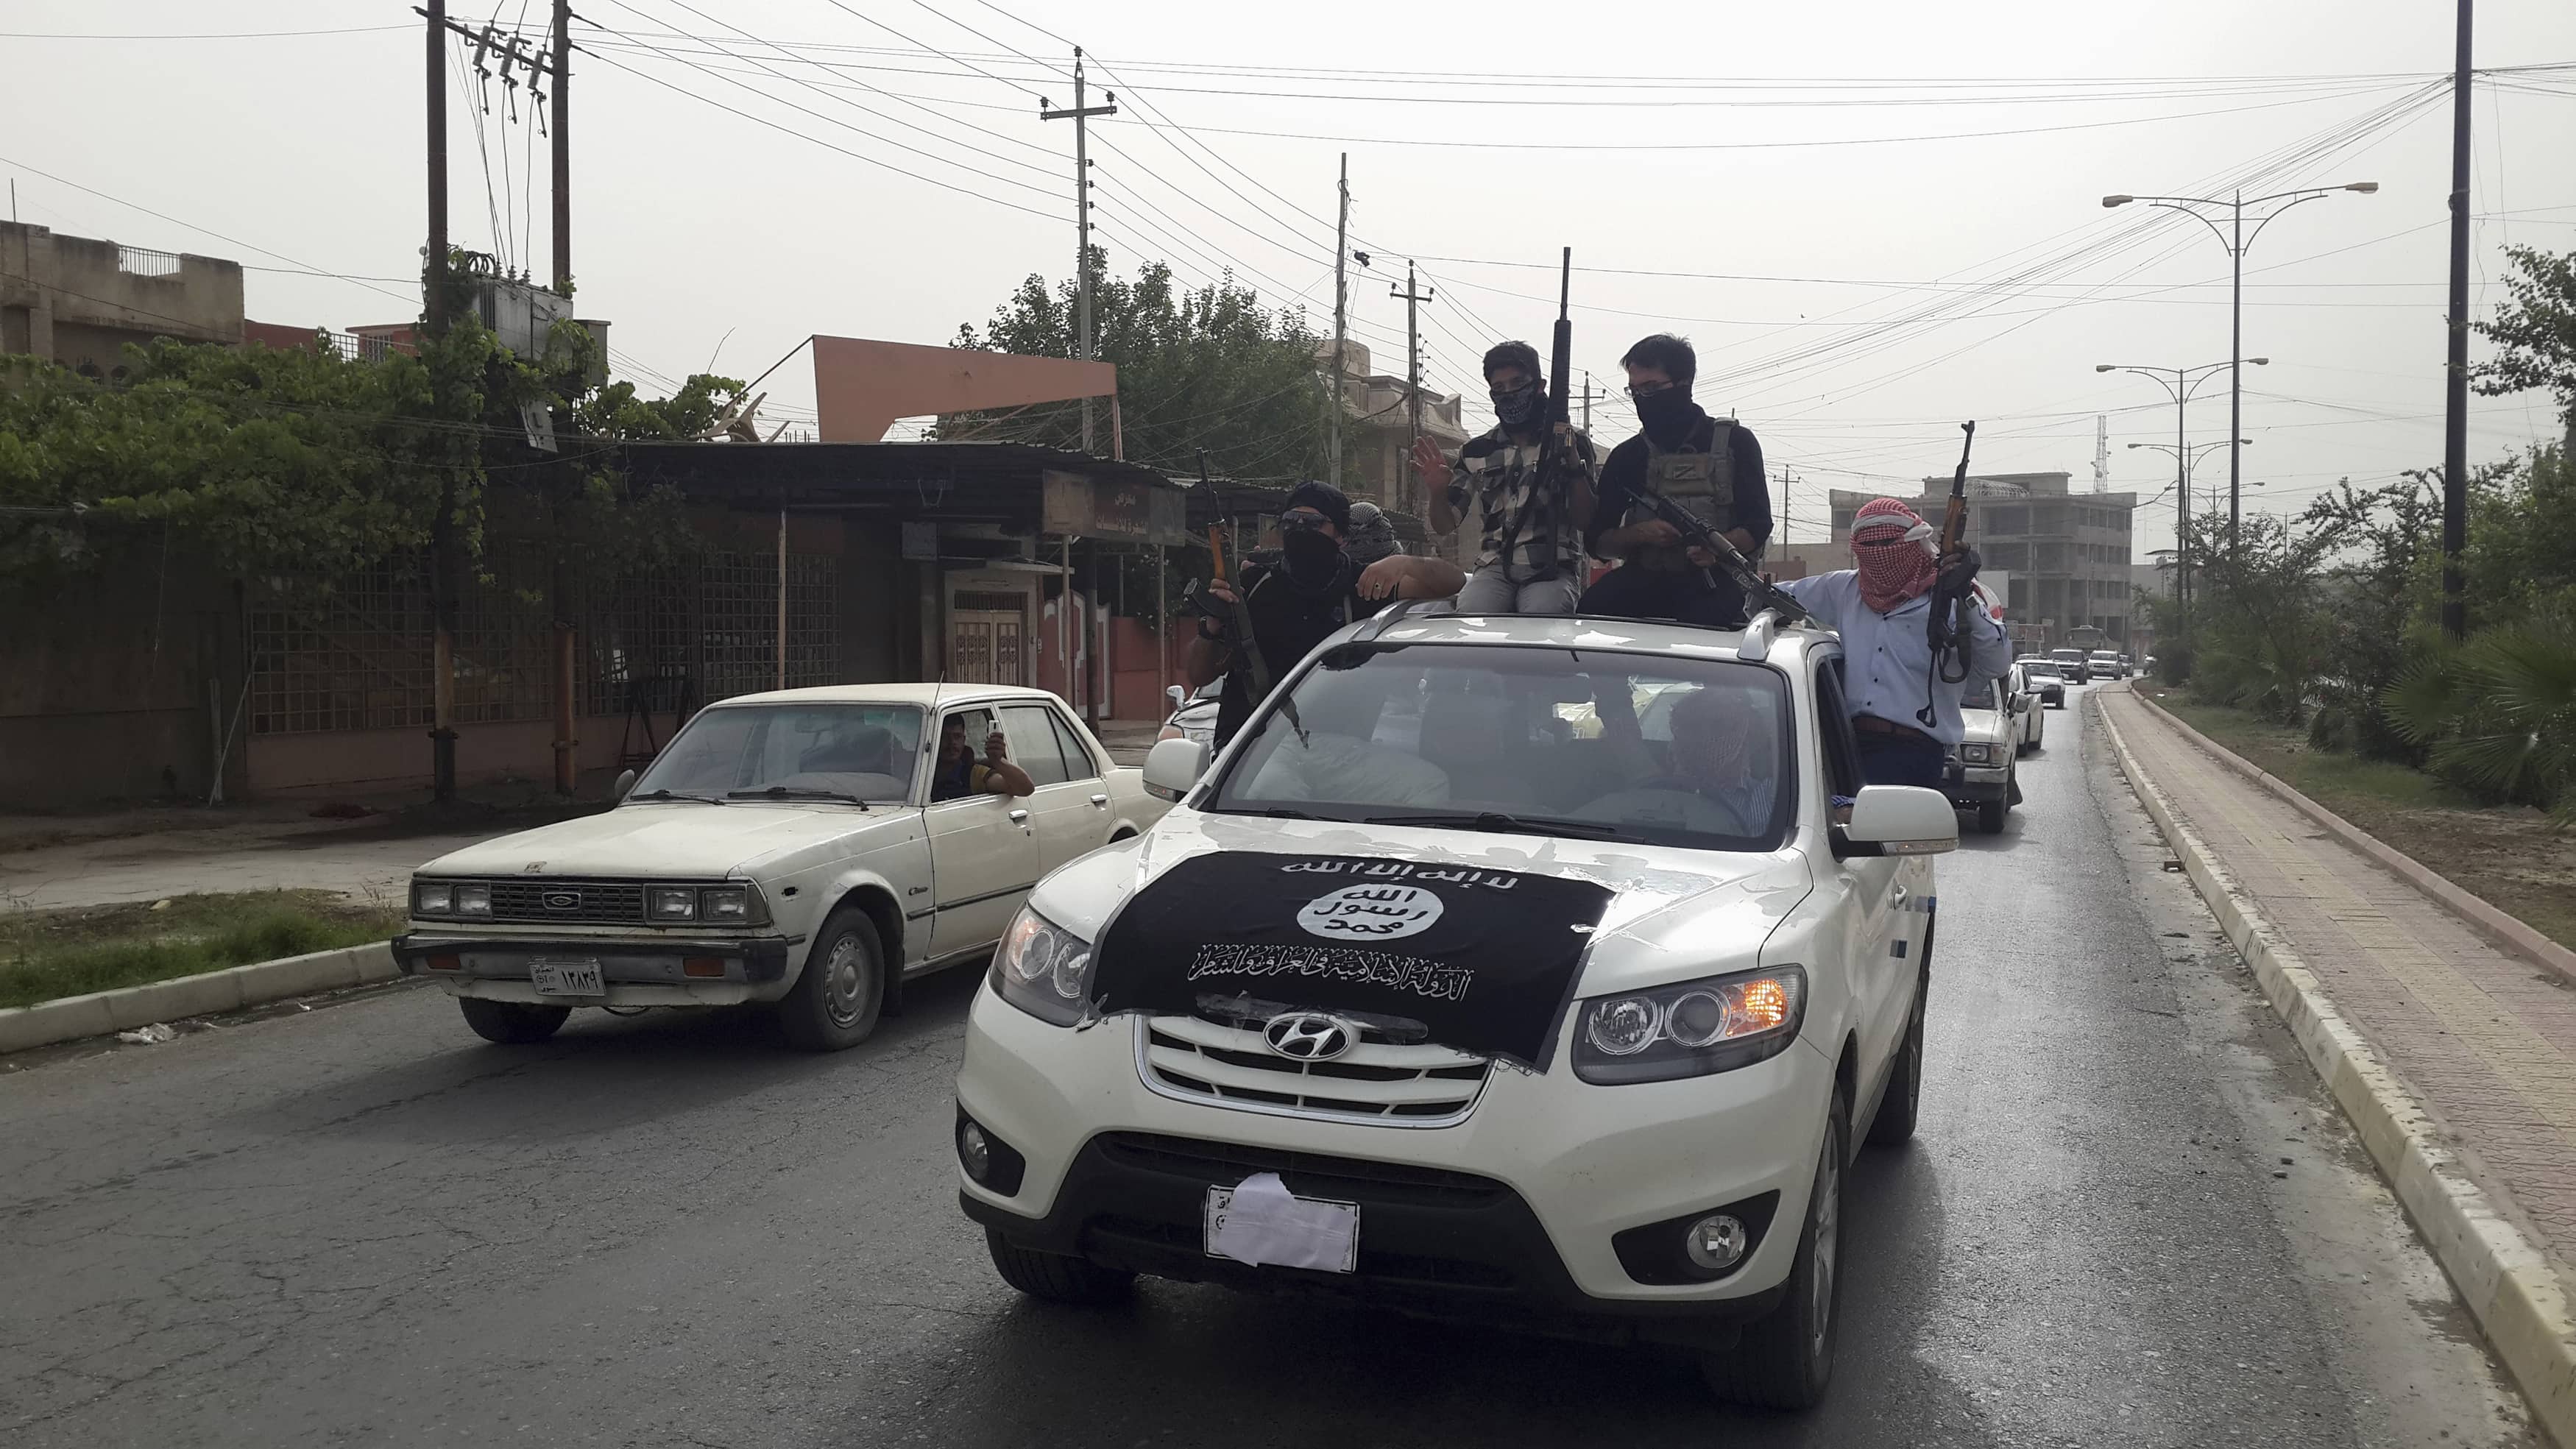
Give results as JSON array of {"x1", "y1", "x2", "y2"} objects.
[
  {"x1": 480, "y1": 879, "x2": 648, "y2": 925},
  {"x1": 1136, "y1": 1016, "x2": 1490, "y2": 1127}
]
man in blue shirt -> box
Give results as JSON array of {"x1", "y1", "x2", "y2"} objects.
[{"x1": 1777, "y1": 497, "x2": 2009, "y2": 789}]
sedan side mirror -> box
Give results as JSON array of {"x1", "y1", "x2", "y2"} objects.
[
  {"x1": 614, "y1": 768, "x2": 637, "y2": 801},
  {"x1": 1143, "y1": 737, "x2": 1210, "y2": 802},
  {"x1": 1833, "y1": 785, "x2": 1958, "y2": 857}
]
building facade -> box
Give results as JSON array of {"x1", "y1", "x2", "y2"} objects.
[
  {"x1": 1320, "y1": 341, "x2": 1471, "y2": 522},
  {"x1": 1827, "y1": 472, "x2": 2137, "y2": 649},
  {"x1": 1, "y1": 221, "x2": 244, "y2": 376}
]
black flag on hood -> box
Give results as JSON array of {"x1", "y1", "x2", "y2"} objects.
[{"x1": 1090, "y1": 851, "x2": 1617, "y2": 1071}]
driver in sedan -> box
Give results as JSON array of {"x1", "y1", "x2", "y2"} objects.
[{"x1": 930, "y1": 716, "x2": 1036, "y2": 801}]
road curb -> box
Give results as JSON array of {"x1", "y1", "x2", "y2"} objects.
[
  {"x1": 0, "y1": 941, "x2": 399, "y2": 1056},
  {"x1": 2098, "y1": 695, "x2": 2576, "y2": 1446},
  {"x1": 2131, "y1": 686, "x2": 2576, "y2": 983}
]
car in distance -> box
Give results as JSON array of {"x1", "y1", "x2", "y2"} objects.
[
  {"x1": 395, "y1": 684, "x2": 1170, "y2": 1052},
  {"x1": 2049, "y1": 647, "x2": 2090, "y2": 684},
  {"x1": 955, "y1": 607, "x2": 1961, "y2": 1409},
  {"x1": 2006, "y1": 665, "x2": 2050, "y2": 754},
  {"x1": 1946, "y1": 675, "x2": 2025, "y2": 833},
  {"x1": 2012, "y1": 657, "x2": 2067, "y2": 709},
  {"x1": 2089, "y1": 650, "x2": 2125, "y2": 681}
]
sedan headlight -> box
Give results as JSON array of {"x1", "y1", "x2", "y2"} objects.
[
  {"x1": 1958, "y1": 743, "x2": 1995, "y2": 765},
  {"x1": 414, "y1": 879, "x2": 453, "y2": 915},
  {"x1": 648, "y1": 886, "x2": 698, "y2": 921},
  {"x1": 990, "y1": 907, "x2": 1095, "y2": 1027},
  {"x1": 701, "y1": 885, "x2": 756, "y2": 924},
  {"x1": 1573, "y1": 966, "x2": 1806, "y2": 1085},
  {"x1": 454, "y1": 884, "x2": 492, "y2": 917}
]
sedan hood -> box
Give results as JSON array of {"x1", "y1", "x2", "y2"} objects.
[
  {"x1": 1032, "y1": 809, "x2": 1814, "y2": 997},
  {"x1": 417, "y1": 801, "x2": 888, "y2": 879}
]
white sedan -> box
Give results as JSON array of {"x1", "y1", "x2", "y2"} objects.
[
  {"x1": 395, "y1": 684, "x2": 1169, "y2": 1051},
  {"x1": 954, "y1": 609, "x2": 1960, "y2": 1408}
]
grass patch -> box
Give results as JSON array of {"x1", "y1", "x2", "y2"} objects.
[
  {"x1": 2140, "y1": 688, "x2": 2576, "y2": 954},
  {"x1": 0, "y1": 890, "x2": 403, "y2": 1012}
]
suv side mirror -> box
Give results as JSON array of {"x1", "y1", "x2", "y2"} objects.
[
  {"x1": 1833, "y1": 785, "x2": 1958, "y2": 857},
  {"x1": 614, "y1": 768, "x2": 637, "y2": 801},
  {"x1": 1143, "y1": 737, "x2": 1210, "y2": 802},
  {"x1": 1166, "y1": 684, "x2": 1186, "y2": 709}
]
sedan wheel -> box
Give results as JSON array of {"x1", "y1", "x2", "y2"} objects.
[{"x1": 778, "y1": 905, "x2": 885, "y2": 1052}]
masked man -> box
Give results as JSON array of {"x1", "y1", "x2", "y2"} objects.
[
  {"x1": 1582, "y1": 334, "x2": 1774, "y2": 627},
  {"x1": 1776, "y1": 497, "x2": 2009, "y2": 788},
  {"x1": 1411, "y1": 341, "x2": 1599, "y2": 615},
  {"x1": 1183, "y1": 481, "x2": 1465, "y2": 751}
]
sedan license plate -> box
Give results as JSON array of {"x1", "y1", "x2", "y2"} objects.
[
  {"x1": 529, "y1": 958, "x2": 605, "y2": 996},
  {"x1": 1203, "y1": 1173, "x2": 1359, "y2": 1273}
]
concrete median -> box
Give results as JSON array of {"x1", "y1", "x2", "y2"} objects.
[{"x1": 0, "y1": 941, "x2": 400, "y2": 1057}]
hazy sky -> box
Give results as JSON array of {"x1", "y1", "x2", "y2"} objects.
[{"x1": 5, "y1": 0, "x2": 2573, "y2": 554}]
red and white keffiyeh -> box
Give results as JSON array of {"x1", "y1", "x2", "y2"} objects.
[{"x1": 1850, "y1": 497, "x2": 1939, "y2": 614}]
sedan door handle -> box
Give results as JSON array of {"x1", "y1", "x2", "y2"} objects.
[
  {"x1": 1089, "y1": 793, "x2": 1110, "y2": 807},
  {"x1": 1008, "y1": 809, "x2": 1030, "y2": 824}
]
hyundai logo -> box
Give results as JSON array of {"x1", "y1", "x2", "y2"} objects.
[
  {"x1": 1262, "y1": 1012, "x2": 1356, "y2": 1062},
  {"x1": 542, "y1": 890, "x2": 581, "y2": 912}
]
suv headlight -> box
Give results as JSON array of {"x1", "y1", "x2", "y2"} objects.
[
  {"x1": 414, "y1": 879, "x2": 453, "y2": 915},
  {"x1": 1573, "y1": 965, "x2": 1806, "y2": 1085},
  {"x1": 990, "y1": 907, "x2": 1095, "y2": 1027}
]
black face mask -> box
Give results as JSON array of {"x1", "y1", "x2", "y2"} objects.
[
  {"x1": 1490, "y1": 381, "x2": 1543, "y2": 429},
  {"x1": 1281, "y1": 527, "x2": 1346, "y2": 588},
  {"x1": 1635, "y1": 386, "x2": 1697, "y2": 447}
]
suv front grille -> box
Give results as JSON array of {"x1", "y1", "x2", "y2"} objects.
[
  {"x1": 478, "y1": 879, "x2": 648, "y2": 925},
  {"x1": 1135, "y1": 1016, "x2": 1490, "y2": 1127}
]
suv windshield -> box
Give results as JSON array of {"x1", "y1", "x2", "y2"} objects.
[
  {"x1": 631, "y1": 704, "x2": 924, "y2": 804},
  {"x1": 1207, "y1": 642, "x2": 1796, "y2": 851}
]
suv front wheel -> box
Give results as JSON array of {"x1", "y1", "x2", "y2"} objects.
[
  {"x1": 986, "y1": 1229, "x2": 1135, "y2": 1305},
  {"x1": 1703, "y1": 1085, "x2": 1847, "y2": 1409}
]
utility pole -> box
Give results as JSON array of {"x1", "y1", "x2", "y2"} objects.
[
  {"x1": 424, "y1": 0, "x2": 457, "y2": 801},
  {"x1": 1582, "y1": 374, "x2": 1593, "y2": 431},
  {"x1": 1041, "y1": 52, "x2": 1115, "y2": 454},
  {"x1": 2442, "y1": 0, "x2": 2474, "y2": 641},
  {"x1": 1329, "y1": 153, "x2": 1349, "y2": 489},
  {"x1": 1390, "y1": 261, "x2": 1433, "y2": 509},
  {"x1": 551, "y1": 0, "x2": 570, "y2": 294}
]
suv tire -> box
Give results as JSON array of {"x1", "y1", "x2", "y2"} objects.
[
  {"x1": 459, "y1": 997, "x2": 570, "y2": 1045},
  {"x1": 1866, "y1": 971, "x2": 1926, "y2": 1147},
  {"x1": 985, "y1": 1229, "x2": 1136, "y2": 1305},
  {"x1": 1705, "y1": 1085, "x2": 1847, "y2": 1409},
  {"x1": 778, "y1": 905, "x2": 885, "y2": 1052}
]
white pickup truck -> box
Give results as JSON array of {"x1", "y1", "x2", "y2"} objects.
[{"x1": 394, "y1": 684, "x2": 1169, "y2": 1051}]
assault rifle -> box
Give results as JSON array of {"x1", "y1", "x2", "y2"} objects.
[
  {"x1": 1929, "y1": 421, "x2": 1978, "y2": 687},
  {"x1": 1621, "y1": 483, "x2": 1815, "y2": 628}
]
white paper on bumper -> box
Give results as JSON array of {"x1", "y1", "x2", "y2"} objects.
[{"x1": 1205, "y1": 1172, "x2": 1359, "y2": 1272}]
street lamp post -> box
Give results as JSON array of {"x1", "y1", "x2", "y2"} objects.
[
  {"x1": 2095, "y1": 360, "x2": 2262, "y2": 614},
  {"x1": 2103, "y1": 182, "x2": 2376, "y2": 551},
  {"x1": 2129, "y1": 439, "x2": 2253, "y2": 552}
]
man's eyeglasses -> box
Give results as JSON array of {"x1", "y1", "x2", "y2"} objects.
[{"x1": 1625, "y1": 380, "x2": 1677, "y2": 401}]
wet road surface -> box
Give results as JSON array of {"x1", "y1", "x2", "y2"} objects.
[{"x1": 0, "y1": 687, "x2": 2539, "y2": 1446}]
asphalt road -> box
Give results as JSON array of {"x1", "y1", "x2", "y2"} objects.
[{"x1": 0, "y1": 686, "x2": 2541, "y2": 1447}]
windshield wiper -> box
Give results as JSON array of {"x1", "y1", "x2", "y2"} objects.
[
  {"x1": 1215, "y1": 805, "x2": 1334, "y2": 821},
  {"x1": 1365, "y1": 810, "x2": 1634, "y2": 840},
  {"x1": 726, "y1": 786, "x2": 871, "y2": 809},
  {"x1": 634, "y1": 788, "x2": 726, "y2": 804}
]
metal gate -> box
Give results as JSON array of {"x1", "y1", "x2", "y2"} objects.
[{"x1": 949, "y1": 590, "x2": 1027, "y2": 686}]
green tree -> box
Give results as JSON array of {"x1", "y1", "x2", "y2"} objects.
[
  {"x1": 944, "y1": 252, "x2": 1351, "y2": 481},
  {"x1": 2475, "y1": 244, "x2": 2576, "y2": 450}
]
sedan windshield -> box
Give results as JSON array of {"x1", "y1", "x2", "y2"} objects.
[
  {"x1": 631, "y1": 704, "x2": 924, "y2": 804},
  {"x1": 1206, "y1": 643, "x2": 1796, "y2": 851}
]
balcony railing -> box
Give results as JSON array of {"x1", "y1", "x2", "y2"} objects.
[{"x1": 116, "y1": 245, "x2": 183, "y2": 278}]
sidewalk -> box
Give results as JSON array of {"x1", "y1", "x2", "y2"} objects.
[{"x1": 2102, "y1": 685, "x2": 2576, "y2": 1433}]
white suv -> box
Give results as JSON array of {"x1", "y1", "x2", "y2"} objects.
[{"x1": 952, "y1": 610, "x2": 1958, "y2": 1407}]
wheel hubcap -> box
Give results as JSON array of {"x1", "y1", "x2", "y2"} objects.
[
  {"x1": 1809, "y1": 1138, "x2": 1840, "y2": 1352},
  {"x1": 821, "y1": 935, "x2": 868, "y2": 1027}
]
